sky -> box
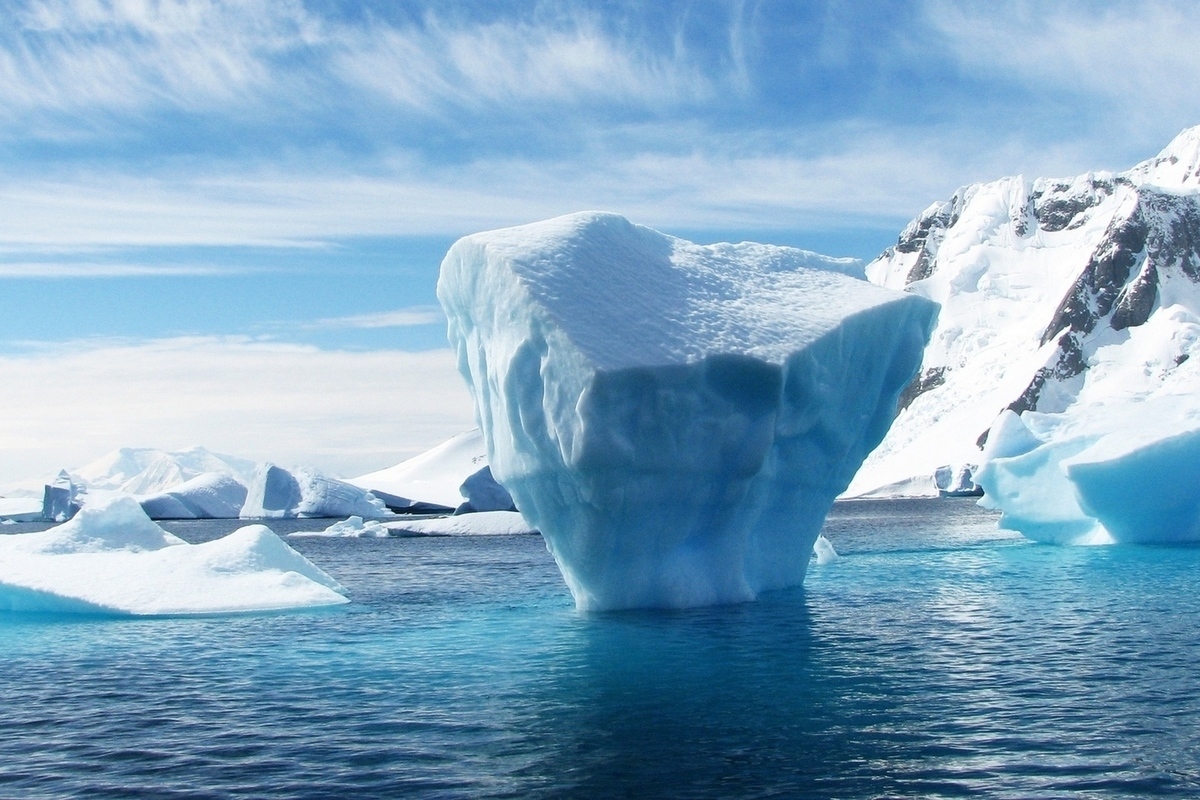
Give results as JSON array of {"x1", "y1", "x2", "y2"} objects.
[{"x1": 2, "y1": 0, "x2": 1200, "y2": 487}]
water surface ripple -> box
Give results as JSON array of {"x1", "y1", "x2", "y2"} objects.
[{"x1": 2, "y1": 500, "x2": 1198, "y2": 798}]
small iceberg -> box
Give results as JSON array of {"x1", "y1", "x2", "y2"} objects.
[
  {"x1": 812, "y1": 535, "x2": 838, "y2": 565},
  {"x1": 290, "y1": 516, "x2": 391, "y2": 538},
  {"x1": 385, "y1": 510, "x2": 537, "y2": 537},
  {"x1": 0, "y1": 496, "x2": 348, "y2": 615}
]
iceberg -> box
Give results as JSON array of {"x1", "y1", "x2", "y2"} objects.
[
  {"x1": 241, "y1": 464, "x2": 389, "y2": 519},
  {"x1": 438, "y1": 211, "x2": 937, "y2": 609},
  {"x1": 138, "y1": 472, "x2": 248, "y2": 519},
  {"x1": 289, "y1": 516, "x2": 391, "y2": 538},
  {"x1": 976, "y1": 395, "x2": 1200, "y2": 545},
  {"x1": 0, "y1": 496, "x2": 348, "y2": 615}
]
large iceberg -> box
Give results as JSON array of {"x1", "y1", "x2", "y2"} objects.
[
  {"x1": 438, "y1": 212, "x2": 936, "y2": 609},
  {"x1": 0, "y1": 496, "x2": 348, "y2": 615},
  {"x1": 241, "y1": 464, "x2": 390, "y2": 519}
]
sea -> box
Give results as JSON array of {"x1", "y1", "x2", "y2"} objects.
[{"x1": 2, "y1": 498, "x2": 1199, "y2": 799}]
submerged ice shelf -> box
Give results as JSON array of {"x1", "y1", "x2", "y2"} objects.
[
  {"x1": 0, "y1": 497, "x2": 348, "y2": 615},
  {"x1": 438, "y1": 211, "x2": 936, "y2": 610}
]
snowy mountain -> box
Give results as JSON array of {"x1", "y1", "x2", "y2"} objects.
[
  {"x1": 73, "y1": 446, "x2": 259, "y2": 495},
  {"x1": 848, "y1": 125, "x2": 1200, "y2": 497}
]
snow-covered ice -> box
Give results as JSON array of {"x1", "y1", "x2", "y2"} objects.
[
  {"x1": 0, "y1": 496, "x2": 348, "y2": 615},
  {"x1": 385, "y1": 510, "x2": 536, "y2": 537},
  {"x1": 289, "y1": 516, "x2": 391, "y2": 538},
  {"x1": 348, "y1": 428, "x2": 513, "y2": 513},
  {"x1": 0, "y1": 496, "x2": 44, "y2": 523},
  {"x1": 138, "y1": 472, "x2": 248, "y2": 519},
  {"x1": 438, "y1": 211, "x2": 936, "y2": 609},
  {"x1": 241, "y1": 464, "x2": 389, "y2": 519}
]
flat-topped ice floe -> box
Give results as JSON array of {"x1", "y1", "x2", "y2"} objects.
[
  {"x1": 0, "y1": 496, "x2": 348, "y2": 615},
  {"x1": 385, "y1": 510, "x2": 537, "y2": 537},
  {"x1": 438, "y1": 212, "x2": 937, "y2": 609}
]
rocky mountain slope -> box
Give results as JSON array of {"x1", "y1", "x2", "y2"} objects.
[{"x1": 848, "y1": 125, "x2": 1200, "y2": 496}]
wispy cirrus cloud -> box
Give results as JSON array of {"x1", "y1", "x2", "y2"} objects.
[
  {"x1": 306, "y1": 306, "x2": 445, "y2": 330},
  {"x1": 0, "y1": 260, "x2": 244, "y2": 278},
  {"x1": 1, "y1": 0, "x2": 722, "y2": 129},
  {"x1": 925, "y1": 0, "x2": 1200, "y2": 142}
]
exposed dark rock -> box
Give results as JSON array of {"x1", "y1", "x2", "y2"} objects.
[
  {"x1": 1041, "y1": 207, "x2": 1149, "y2": 344},
  {"x1": 897, "y1": 366, "x2": 948, "y2": 412},
  {"x1": 1111, "y1": 262, "x2": 1159, "y2": 330},
  {"x1": 1007, "y1": 332, "x2": 1085, "y2": 416},
  {"x1": 1032, "y1": 176, "x2": 1116, "y2": 232}
]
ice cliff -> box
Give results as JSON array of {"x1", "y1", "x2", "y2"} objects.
[
  {"x1": 438, "y1": 212, "x2": 936, "y2": 609},
  {"x1": 851, "y1": 124, "x2": 1200, "y2": 512}
]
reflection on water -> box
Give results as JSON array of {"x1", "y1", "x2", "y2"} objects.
[{"x1": 1, "y1": 499, "x2": 1199, "y2": 798}]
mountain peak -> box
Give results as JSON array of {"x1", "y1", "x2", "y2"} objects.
[{"x1": 1129, "y1": 124, "x2": 1200, "y2": 189}]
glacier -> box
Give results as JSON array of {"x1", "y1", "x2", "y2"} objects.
[
  {"x1": 0, "y1": 496, "x2": 348, "y2": 615},
  {"x1": 849, "y1": 124, "x2": 1200, "y2": 504},
  {"x1": 438, "y1": 211, "x2": 936, "y2": 609},
  {"x1": 241, "y1": 464, "x2": 390, "y2": 519}
]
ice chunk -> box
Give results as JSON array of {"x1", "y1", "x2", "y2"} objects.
[
  {"x1": 385, "y1": 510, "x2": 537, "y2": 537},
  {"x1": 0, "y1": 497, "x2": 348, "y2": 615},
  {"x1": 812, "y1": 534, "x2": 838, "y2": 565},
  {"x1": 241, "y1": 464, "x2": 389, "y2": 519},
  {"x1": 438, "y1": 211, "x2": 937, "y2": 609},
  {"x1": 139, "y1": 472, "x2": 248, "y2": 519},
  {"x1": 290, "y1": 516, "x2": 391, "y2": 538}
]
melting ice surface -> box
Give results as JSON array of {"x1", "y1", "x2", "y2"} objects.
[
  {"x1": 0, "y1": 496, "x2": 348, "y2": 614},
  {"x1": 438, "y1": 211, "x2": 937, "y2": 609}
]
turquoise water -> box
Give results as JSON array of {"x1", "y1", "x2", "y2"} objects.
[{"x1": 2, "y1": 499, "x2": 1199, "y2": 798}]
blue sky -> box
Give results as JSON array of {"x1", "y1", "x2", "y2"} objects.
[{"x1": 2, "y1": 0, "x2": 1199, "y2": 485}]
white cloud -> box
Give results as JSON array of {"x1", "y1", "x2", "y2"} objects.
[
  {"x1": 307, "y1": 306, "x2": 445, "y2": 330},
  {"x1": 0, "y1": 124, "x2": 1132, "y2": 251},
  {"x1": 1, "y1": 0, "x2": 713, "y2": 121},
  {"x1": 0, "y1": 261, "x2": 241, "y2": 277},
  {"x1": 927, "y1": 0, "x2": 1200, "y2": 137},
  {"x1": 0, "y1": 336, "x2": 476, "y2": 487}
]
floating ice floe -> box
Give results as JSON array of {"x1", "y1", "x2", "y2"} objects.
[
  {"x1": 0, "y1": 496, "x2": 348, "y2": 615},
  {"x1": 438, "y1": 211, "x2": 936, "y2": 609},
  {"x1": 385, "y1": 510, "x2": 537, "y2": 537},
  {"x1": 289, "y1": 516, "x2": 391, "y2": 538},
  {"x1": 812, "y1": 535, "x2": 838, "y2": 565},
  {"x1": 241, "y1": 464, "x2": 389, "y2": 519}
]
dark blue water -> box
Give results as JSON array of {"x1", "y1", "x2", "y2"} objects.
[{"x1": 2, "y1": 499, "x2": 1199, "y2": 798}]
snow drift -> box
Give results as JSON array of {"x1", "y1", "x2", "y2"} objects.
[
  {"x1": 438, "y1": 211, "x2": 936, "y2": 609},
  {"x1": 0, "y1": 496, "x2": 348, "y2": 615}
]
